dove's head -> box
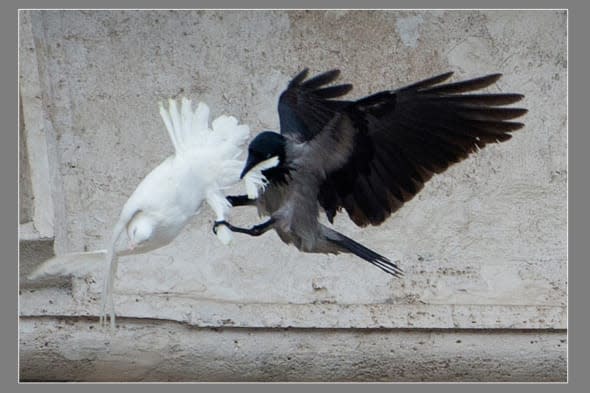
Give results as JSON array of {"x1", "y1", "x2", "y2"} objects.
[{"x1": 127, "y1": 213, "x2": 154, "y2": 250}]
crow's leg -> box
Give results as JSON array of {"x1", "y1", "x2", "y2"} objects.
[
  {"x1": 226, "y1": 195, "x2": 256, "y2": 207},
  {"x1": 213, "y1": 218, "x2": 275, "y2": 237}
]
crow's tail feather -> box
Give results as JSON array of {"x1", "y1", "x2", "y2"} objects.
[{"x1": 325, "y1": 230, "x2": 403, "y2": 277}]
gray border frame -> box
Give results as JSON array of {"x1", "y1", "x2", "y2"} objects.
[{"x1": 6, "y1": 0, "x2": 584, "y2": 392}]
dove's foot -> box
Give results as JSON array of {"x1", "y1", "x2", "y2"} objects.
[{"x1": 213, "y1": 220, "x2": 230, "y2": 235}]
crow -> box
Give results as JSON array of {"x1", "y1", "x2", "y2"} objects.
[{"x1": 214, "y1": 68, "x2": 527, "y2": 277}]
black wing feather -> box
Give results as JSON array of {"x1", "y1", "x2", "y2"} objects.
[
  {"x1": 276, "y1": 69, "x2": 526, "y2": 227},
  {"x1": 397, "y1": 71, "x2": 454, "y2": 92},
  {"x1": 278, "y1": 69, "x2": 352, "y2": 141},
  {"x1": 317, "y1": 72, "x2": 527, "y2": 227},
  {"x1": 421, "y1": 73, "x2": 502, "y2": 94},
  {"x1": 300, "y1": 69, "x2": 342, "y2": 89}
]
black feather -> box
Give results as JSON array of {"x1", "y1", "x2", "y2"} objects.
[
  {"x1": 288, "y1": 68, "x2": 309, "y2": 87},
  {"x1": 279, "y1": 69, "x2": 353, "y2": 141},
  {"x1": 326, "y1": 231, "x2": 403, "y2": 277},
  {"x1": 301, "y1": 69, "x2": 341, "y2": 89},
  {"x1": 439, "y1": 93, "x2": 525, "y2": 106},
  {"x1": 315, "y1": 71, "x2": 525, "y2": 225},
  {"x1": 280, "y1": 69, "x2": 525, "y2": 227},
  {"x1": 422, "y1": 73, "x2": 502, "y2": 94},
  {"x1": 398, "y1": 71, "x2": 455, "y2": 92},
  {"x1": 314, "y1": 84, "x2": 354, "y2": 99}
]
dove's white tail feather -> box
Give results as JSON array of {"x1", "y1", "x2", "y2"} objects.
[
  {"x1": 168, "y1": 100, "x2": 183, "y2": 149},
  {"x1": 159, "y1": 99, "x2": 250, "y2": 158},
  {"x1": 161, "y1": 99, "x2": 210, "y2": 154},
  {"x1": 192, "y1": 102, "x2": 210, "y2": 139},
  {"x1": 208, "y1": 125, "x2": 251, "y2": 174},
  {"x1": 180, "y1": 98, "x2": 193, "y2": 147},
  {"x1": 27, "y1": 250, "x2": 108, "y2": 281},
  {"x1": 158, "y1": 102, "x2": 178, "y2": 153},
  {"x1": 212, "y1": 123, "x2": 250, "y2": 161},
  {"x1": 211, "y1": 116, "x2": 250, "y2": 146}
]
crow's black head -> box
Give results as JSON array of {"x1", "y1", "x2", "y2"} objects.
[{"x1": 240, "y1": 131, "x2": 286, "y2": 179}]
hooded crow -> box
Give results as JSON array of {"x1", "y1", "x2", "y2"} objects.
[{"x1": 214, "y1": 68, "x2": 527, "y2": 277}]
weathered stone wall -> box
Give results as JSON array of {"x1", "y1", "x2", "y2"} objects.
[{"x1": 19, "y1": 10, "x2": 567, "y2": 382}]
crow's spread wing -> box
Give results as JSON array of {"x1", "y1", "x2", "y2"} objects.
[
  {"x1": 278, "y1": 68, "x2": 353, "y2": 142},
  {"x1": 316, "y1": 72, "x2": 527, "y2": 227}
]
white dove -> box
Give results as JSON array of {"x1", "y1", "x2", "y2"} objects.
[{"x1": 27, "y1": 98, "x2": 268, "y2": 329}]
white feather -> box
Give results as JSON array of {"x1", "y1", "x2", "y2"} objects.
[
  {"x1": 215, "y1": 225, "x2": 233, "y2": 245},
  {"x1": 27, "y1": 250, "x2": 107, "y2": 280},
  {"x1": 192, "y1": 102, "x2": 210, "y2": 136},
  {"x1": 29, "y1": 98, "x2": 254, "y2": 331},
  {"x1": 158, "y1": 102, "x2": 177, "y2": 152},
  {"x1": 180, "y1": 97, "x2": 193, "y2": 147},
  {"x1": 243, "y1": 156, "x2": 280, "y2": 199},
  {"x1": 168, "y1": 99, "x2": 182, "y2": 150}
]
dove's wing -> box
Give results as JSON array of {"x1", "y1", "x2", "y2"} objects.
[{"x1": 27, "y1": 250, "x2": 108, "y2": 280}]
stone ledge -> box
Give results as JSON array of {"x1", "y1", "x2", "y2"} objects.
[
  {"x1": 20, "y1": 287, "x2": 566, "y2": 330},
  {"x1": 19, "y1": 317, "x2": 567, "y2": 382}
]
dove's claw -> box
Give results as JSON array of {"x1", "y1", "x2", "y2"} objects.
[{"x1": 213, "y1": 220, "x2": 229, "y2": 235}]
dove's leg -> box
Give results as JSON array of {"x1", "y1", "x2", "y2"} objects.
[
  {"x1": 226, "y1": 195, "x2": 256, "y2": 207},
  {"x1": 206, "y1": 190, "x2": 231, "y2": 220},
  {"x1": 206, "y1": 190, "x2": 234, "y2": 244},
  {"x1": 213, "y1": 218, "x2": 275, "y2": 237}
]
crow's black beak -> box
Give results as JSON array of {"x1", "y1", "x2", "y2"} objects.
[{"x1": 240, "y1": 154, "x2": 259, "y2": 179}]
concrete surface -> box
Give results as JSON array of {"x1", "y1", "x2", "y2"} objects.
[
  {"x1": 19, "y1": 10, "x2": 567, "y2": 382},
  {"x1": 20, "y1": 318, "x2": 566, "y2": 382}
]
